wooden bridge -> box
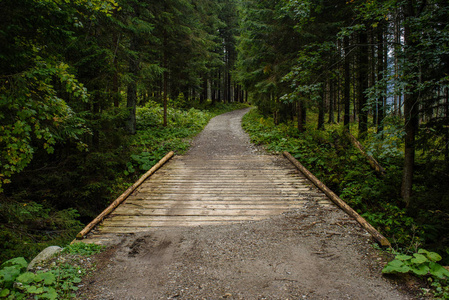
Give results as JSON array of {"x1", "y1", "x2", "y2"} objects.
[
  {"x1": 76, "y1": 152, "x2": 389, "y2": 246},
  {"x1": 76, "y1": 153, "x2": 332, "y2": 245},
  {"x1": 75, "y1": 108, "x2": 389, "y2": 246}
]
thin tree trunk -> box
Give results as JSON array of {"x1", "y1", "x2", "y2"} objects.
[
  {"x1": 112, "y1": 33, "x2": 120, "y2": 108},
  {"x1": 358, "y1": 30, "x2": 368, "y2": 137},
  {"x1": 318, "y1": 87, "x2": 325, "y2": 130},
  {"x1": 401, "y1": 3, "x2": 420, "y2": 207},
  {"x1": 446, "y1": 87, "x2": 449, "y2": 159},
  {"x1": 377, "y1": 25, "x2": 385, "y2": 133},
  {"x1": 328, "y1": 78, "x2": 335, "y2": 124},
  {"x1": 127, "y1": 37, "x2": 138, "y2": 135},
  {"x1": 297, "y1": 99, "x2": 306, "y2": 133},
  {"x1": 344, "y1": 36, "x2": 351, "y2": 129},
  {"x1": 163, "y1": 32, "x2": 168, "y2": 127}
]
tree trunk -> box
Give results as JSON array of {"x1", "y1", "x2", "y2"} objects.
[
  {"x1": 358, "y1": 30, "x2": 369, "y2": 137},
  {"x1": 344, "y1": 36, "x2": 351, "y2": 129},
  {"x1": 328, "y1": 78, "x2": 335, "y2": 124},
  {"x1": 377, "y1": 25, "x2": 385, "y2": 133},
  {"x1": 112, "y1": 33, "x2": 120, "y2": 108},
  {"x1": 200, "y1": 76, "x2": 207, "y2": 104},
  {"x1": 297, "y1": 99, "x2": 306, "y2": 133},
  {"x1": 401, "y1": 3, "x2": 420, "y2": 207},
  {"x1": 126, "y1": 37, "x2": 138, "y2": 135},
  {"x1": 163, "y1": 33, "x2": 168, "y2": 127},
  {"x1": 317, "y1": 88, "x2": 325, "y2": 130}
]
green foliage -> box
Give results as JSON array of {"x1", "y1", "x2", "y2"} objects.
[
  {"x1": 0, "y1": 60, "x2": 90, "y2": 192},
  {"x1": 62, "y1": 243, "x2": 105, "y2": 256},
  {"x1": 383, "y1": 249, "x2": 449, "y2": 298},
  {"x1": 0, "y1": 243, "x2": 104, "y2": 299},
  {"x1": 363, "y1": 117, "x2": 405, "y2": 162},
  {"x1": 0, "y1": 200, "x2": 83, "y2": 264},
  {"x1": 0, "y1": 256, "x2": 84, "y2": 300}
]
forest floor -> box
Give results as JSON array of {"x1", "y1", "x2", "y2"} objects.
[{"x1": 77, "y1": 108, "x2": 421, "y2": 299}]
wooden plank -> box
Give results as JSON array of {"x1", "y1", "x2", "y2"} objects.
[
  {"x1": 126, "y1": 194, "x2": 326, "y2": 200},
  {"x1": 126, "y1": 195, "x2": 309, "y2": 200},
  {"x1": 283, "y1": 151, "x2": 391, "y2": 247},
  {"x1": 140, "y1": 179, "x2": 309, "y2": 183},
  {"x1": 135, "y1": 189, "x2": 310, "y2": 194},
  {"x1": 102, "y1": 215, "x2": 268, "y2": 223},
  {"x1": 76, "y1": 151, "x2": 175, "y2": 239},
  {"x1": 115, "y1": 203, "x2": 305, "y2": 209},
  {"x1": 110, "y1": 207, "x2": 298, "y2": 216},
  {"x1": 95, "y1": 222, "x2": 241, "y2": 233}
]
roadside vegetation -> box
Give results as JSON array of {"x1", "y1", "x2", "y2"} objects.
[{"x1": 0, "y1": 243, "x2": 104, "y2": 300}]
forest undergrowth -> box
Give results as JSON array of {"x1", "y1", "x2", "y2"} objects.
[
  {"x1": 0, "y1": 102, "x2": 248, "y2": 264},
  {"x1": 243, "y1": 109, "x2": 449, "y2": 262}
]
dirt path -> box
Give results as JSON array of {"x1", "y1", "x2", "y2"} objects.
[{"x1": 78, "y1": 109, "x2": 414, "y2": 299}]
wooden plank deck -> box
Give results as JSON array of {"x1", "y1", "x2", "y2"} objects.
[{"x1": 80, "y1": 154, "x2": 333, "y2": 244}]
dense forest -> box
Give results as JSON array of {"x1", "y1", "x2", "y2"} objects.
[{"x1": 1, "y1": 0, "x2": 448, "y2": 281}]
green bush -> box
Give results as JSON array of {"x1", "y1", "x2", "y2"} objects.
[
  {"x1": 0, "y1": 242, "x2": 104, "y2": 300},
  {"x1": 383, "y1": 249, "x2": 449, "y2": 299},
  {"x1": 0, "y1": 257, "x2": 79, "y2": 299}
]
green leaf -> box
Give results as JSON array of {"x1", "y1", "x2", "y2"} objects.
[
  {"x1": 429, "y1": 262, "x2": 449, "y2": 279},
  {"x1": 37, "y1": 272, "x2": 56, "y2": 285},
  {"x1": 1, "y1": 257, "x2": 28, "y2": 269},
  {"x1": 41, "y1": 287, "x2": 58, "y2": 300},
  {"x1": 72, "y1": 276, "x2": 82, "y2": 283},
  {"x1": 24, "y1": 285, "x2": 44, "y2": 294},
  {"x1": 0, "y1": 288, "x2": 10, "y2": 297},
  {"x1": 410, "y1": 264, "x2": 429, "y2": 276},
  {"x1": 0, "y1": 266, "x2": 21, "y2": 282},
  {"x1": 382, "y1": 259, "x2": 411, "y2": 274},
  {"x1": 16, "y1": 272, "x2": 36, "y2": 284},
  {"x1": 395, "y1": 254, "x2": 412, "y2": 261},
  {"x1": 425, "y1": 251, "x2": 442, "y2": 262},
  {"x1": 411, "y1": 253, "x2": 428, "y2": 264}
]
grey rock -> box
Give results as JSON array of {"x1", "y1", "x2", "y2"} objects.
[{"x1": 27, "y1": 246, "x2": 62, "y2": 271}]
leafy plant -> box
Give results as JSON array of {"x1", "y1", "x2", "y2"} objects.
[
  {"x1": 62, "y1": 242, "x2": 105, "y2": 256},
  {"x1": 0, "y1": 257, "x2": 61, "y2": 299},
  {"x1": 383, "y1": 249, "x2": 449, "y2": 278},
  {"x1": 383, "y1": 249, "x2": 449, "y2": 298},
  {"x1": 0, "y1": 243, "x2": 104, "y2": 300}
]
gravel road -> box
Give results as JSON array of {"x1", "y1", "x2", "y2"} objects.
[{"x1": 78, "y1": 108, "x2": 416, "y2": 299}]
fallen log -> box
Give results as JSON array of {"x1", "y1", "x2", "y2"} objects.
[
  {"x1": 76, "y1": 151, "x2": 175, "y2": 240},
  {"x1": 346, "y1": 131, "x2": 386, "y2": 176},
  {"x1": 283, "y1": 151, "x2": 391, "y2": 247}
]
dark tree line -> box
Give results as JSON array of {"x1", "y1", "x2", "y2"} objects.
[{"x1": 0, "y1": 0, "x2": 246, "y2": 192}]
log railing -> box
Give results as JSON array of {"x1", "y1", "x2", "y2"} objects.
[
  {"x1": 76, "y1": 151, "x2": 175, "y2": 239},
  {"x1": 283, "y1": 151, "x2": 391, "y2": 247}
]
